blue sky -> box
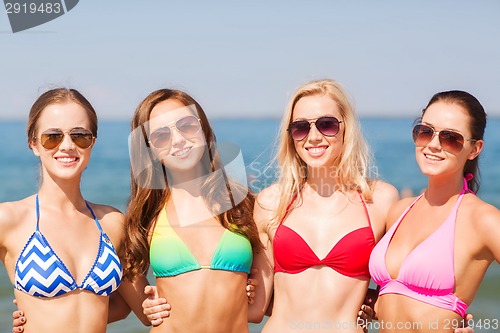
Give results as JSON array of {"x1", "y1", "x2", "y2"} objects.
[{"x1": 1, "y1": 0, "x2": 499, "y2": 119}]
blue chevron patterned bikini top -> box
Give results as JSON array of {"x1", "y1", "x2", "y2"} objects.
[{"x1": 14, "y1": 195, "x2": 123, "y2": 298}]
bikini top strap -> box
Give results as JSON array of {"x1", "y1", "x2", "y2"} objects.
[
  {"x1": 357, "y1": 191, "x2": 372, "y2": 227},
  {"x1": 279, "y1": 193, "x2": 298, "y2": 225},
  {"x1": 85, "y1": 201, "x2": 103, "y2": 233},
  {"x1": 461, "y1": 176, "x2": 475, "y2": 195},
  {"x1": 35, "y1": 194, "x2": 40, "y2": 231},
  {"x1": 394, "y1": 192, "x2": 424, "y2": 225},
  {"x1": 453, "y1": 177, "x2": 475, "y2": 210},
  {"x1": 162, "y1": 206, "x2": 173, "y2": 228}
]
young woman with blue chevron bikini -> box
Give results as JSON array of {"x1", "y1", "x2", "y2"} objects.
[{"x1": 0, "y1": 88, "x2": 153, "y2": 333}]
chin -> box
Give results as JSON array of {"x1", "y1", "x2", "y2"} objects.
[{"x1": 418, "y1": 165, "x2": 444, "y2": 178}]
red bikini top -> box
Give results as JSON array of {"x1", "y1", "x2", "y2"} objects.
[{"x1": 273, "y1": 192, "x2": 375, "y2": 277}]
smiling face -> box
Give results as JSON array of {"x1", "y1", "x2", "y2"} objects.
[
  {"x1": 148, "y1": 99, "x2": 207, "y2": 179},
  {"x1": 291, "y1": 94, "x2": 344, "y2": 171},
  {"x1": 30, "y1": 102, "x2": 95, "y2": 181},
  {"x1": 416, "y1": 101, "x2": 482, "y2": 179}
]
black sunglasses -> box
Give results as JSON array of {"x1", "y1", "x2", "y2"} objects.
[
  {"x1": 149, "y1": 115, "x2": 201, "y2": 149},
  {"x1": 38, "y1": 128, "x2": 95, "y2": 149},
  {"x1": 412, "y1": 123, "x2": 477, "y2": 153},
  {"x1": 288, "y1": 116, "x2": 343, "y2": 141}
]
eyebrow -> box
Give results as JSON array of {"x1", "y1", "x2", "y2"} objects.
[
  {"x1": 291, "y1": 114, "x2": 337, "y2": 121},
  {"x1": 44, "y1": 127, "x2": 87, "y2": 131},
  {"x1": 421, "y1": 122, "x2": 465, "y2": 134}
]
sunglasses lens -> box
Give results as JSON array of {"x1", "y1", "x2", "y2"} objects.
[
  {"x1": 70, "y1": 130, "x2": 94, "y2": 149},
  {"x1": 412, "y1": 124, "x2": 434, "y2": 145},
  {"x1": 439, "y1": 130, "x2": 464, "y2": 153},
  {"x1": 315, "y1": 117, "x2": 340, "y2": 137},
  {"x1": 412, "y1": 124, "x2": 465, "y2": 153},
  {"x1": 150, "y1": 127, "x2": 172, "y2": 148},
  {"x1": 40, "y1": 131, "x2": 64, "y2": 149},
  {"x1": 289, "y1": 121, "x2": 310, "y2": 141},
  {"x1": 176, "y1": 116, "x2": 201, "y2": 137}
]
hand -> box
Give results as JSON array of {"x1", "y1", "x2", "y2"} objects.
[
  {"x1": 12, "y1": 299, "x2": 26, "y2": 333},
  {"x1": 454, "y1": 314, "x2": 474, "y2": 333},
  {"x1": 357, "y1": 304, "x2": 373, "y2": 333},
  {"x1": 142, "y1": 285, "x2": 170, "y2": 327},
  {"x1": 357, "y1": 289, "x2": 377, "y2": 333},
  {"x1": 247, "y1": 268, "x2": 259, "y2": 304}
]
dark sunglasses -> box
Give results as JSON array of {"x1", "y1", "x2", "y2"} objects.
[
  {"x1": 38, "y1": 128, "x2": 95, "y2": 149},
  {"x1": 149, "y1": 115, "x2": 201, "y2": 149},
  {"x1": 412, "y1": 123, "x2": 477, "y2": 153},
  {"x1": 288, "y1": 116, "x2": 343, "y2": 141}
]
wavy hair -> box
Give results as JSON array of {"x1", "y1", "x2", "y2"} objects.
[
  {"x1": 124, "y1": 89, "x2": 262, "y2": 280},
  {"x1": 273, "y1": 79, "x2": 374, "y2": 223}
]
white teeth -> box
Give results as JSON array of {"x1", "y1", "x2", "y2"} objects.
[
  {"x1": 57, "y1": 157, "x2": 77, "y2": 163},
  {"x1": 308, "y1": 147, "x2": 326, "y2": 154},
  {"x1": 173, "y1": 148, "x2": 190, "y2": 156},
  {"x1": 425, "y1": 154, "x2": 443, "y2": 161}
]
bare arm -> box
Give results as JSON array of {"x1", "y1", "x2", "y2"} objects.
[
  {"x1": 115, "y1": 275, "x2": 153, "y2": 326},
  {"x1": 107, "y1": 289, "x2": 131, "y2": 323},
  {"x1": 98, "y1": 207, "x2": 161, "y2": 326},
  {"x1": 247, "y1": 249, "x2": 274, "y2": 322},
  {"x1": 247, "y1": 187, "x2": 278, "y2": 323},
  {"x1": 479, "y1": 204, "x2": 500, "y2": 264}
]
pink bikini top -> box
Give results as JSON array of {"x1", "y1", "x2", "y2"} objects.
[
  {"x1": 369, "y1": 179, "x2": 472, "y2": 317},
  {"x1": 274, "y1": 193, "x2": 375, "y2": 277}
]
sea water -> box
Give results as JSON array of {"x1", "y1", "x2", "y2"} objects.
[{"x1": 0, "y1": 118, "x2": 498, "y2": 332}]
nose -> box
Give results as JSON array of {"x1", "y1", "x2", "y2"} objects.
[
  {"x1": 427, "y1": 131, "x2": 442, "y2": 150},
  {"x1": 58, "y1": 133, "x2": 75, "y2": 150},
  {"x1": 307, "y1": 123, "x2": 323, "y2": 141},
  {"x1": 170, "y1": 126, "x2": 186, "y2": 147}
]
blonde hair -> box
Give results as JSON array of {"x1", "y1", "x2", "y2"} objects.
[{"x1": 274, "y1": 79, "x2": 373, "y2": 222}]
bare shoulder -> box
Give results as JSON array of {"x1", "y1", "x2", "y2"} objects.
[
  {"x1": 371, "y1": 180, "x2": 400, "y2": 205},
  {"x1": 254, "y1": 184, "x2": 281, "y2": 232},
  {"x1": 365, "y1": 181, "x2": 399, "y2": 236},
  {"x1": 86, "y1": 202, "x2": 124, "y2": 222},
  {"x1": 386, "y1": 196, "x2": 417, "y2": 229},
  {"x1": 85, "y1": 202, "x2": 126, "y2": 242},
  {"x1": 369, "y1": 180, "x2": 400, "y2": 218},
  {"x1": 255, "y1": 184, "x2": 281, "y2": 212},
  {"x1": 87, "y1": 201, "x2": 123, "y2": 214},
  {"x1": 0, "y1": 196, "x2": 34, "y2": 240},
  {"x1": 465, "y1": 196, "x2": 500, "y2": 232},
  {"x1": 463, "y1": 196, "x2": 500, "y2": 260}
]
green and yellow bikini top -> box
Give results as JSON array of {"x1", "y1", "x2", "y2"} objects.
[{"x1": 149, "y1": 207, "x2": 253, "y2": 277}]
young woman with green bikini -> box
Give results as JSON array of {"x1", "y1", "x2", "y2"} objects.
[{"x1": 123, "y1": 88, "x2": 271, "y2": 333}]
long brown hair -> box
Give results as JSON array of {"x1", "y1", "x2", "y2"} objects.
[{"x1": 124, "y1": 89, "x2": 262, "y2": 280}]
